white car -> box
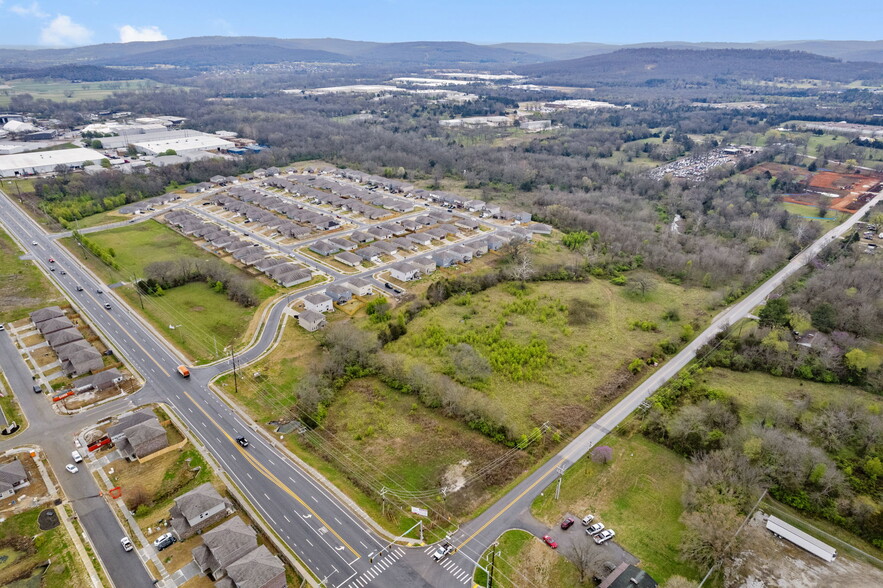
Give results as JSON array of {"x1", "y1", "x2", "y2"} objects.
[
  {"x1": 121, "y1": 537, "x2": 134, "y2": 552},
  {"x1": 32, "y1": 241, "x2": 38, "y2": 246},
  {"x1": 65, "y1": 464, "x2": 79, "y2": 474},
  {"x1": 586, "y1": 522, "x2": 605, "y2": 535},
  {"x1": 594, "y1": 529, "x2": 616, "y2": 544},
  {"x1": 432, "y1": 543, "x2": 453, "y2": 561},
  {"x1": 582, "y1": 514, "x2": 595, "y2": 526}
]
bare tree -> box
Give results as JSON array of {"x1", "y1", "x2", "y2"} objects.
[{"x1": 565, "y1": 540, "x2": 611, "y2": 584}]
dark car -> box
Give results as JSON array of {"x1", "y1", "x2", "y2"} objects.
[
  {"x1": 560, "y1": 517, "x2": 575, "y2": 530},
  {"x1": 76, "y1": 285, "x2": 83, "y2": 291},
  {"x1": 236, "y1": 436, "x2": 249, "y2": 448},
  {"x1": 33, "y1": 384, "x2": 42, "y2": 394}
]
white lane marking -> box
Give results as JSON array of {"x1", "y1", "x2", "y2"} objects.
[
  {"x1": 283, "y1": 515, "x2": 291, "y2": 523},
  {"x1": 245, "y1": 472, "x2": 252, "y2": 480},
  {"x1": 305, "y1": 538, "x2": 314, "y2": 547}
]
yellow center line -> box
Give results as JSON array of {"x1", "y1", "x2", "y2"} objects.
[{"x1": 179, "y1": 388, "x2": 360, "y2": 559}]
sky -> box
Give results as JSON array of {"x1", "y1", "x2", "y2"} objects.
[{"x1": 1, "y1": 0, "x2": 881, "y2": 48}]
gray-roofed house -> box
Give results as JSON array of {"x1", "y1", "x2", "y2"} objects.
[
  {"x1": 407, "y1": 233, "x2": 433, "y2": 247},
  {"x1": 63, "y1": 347, "x2": 104, "y2": 377},
  {"x1": 334, "y1": 251, "x2": 362, "y2": 267},
  {"x1": 169, "y1": 482, "x2": 232, "y2": 540},
  {"x1": 298, "y1": 309, "x2": 326, "y2": 332},
  {"x1": 0, "y1": 459, "x2": 29, "y2": 499},
  {"x1": 424, "y1": 228, "x2": 448, "y2": 241},
  {"x1": 37, "y1": 316, "x2": 75, "y2": 336},
  {"x1": 217, "y1": 545, "x2": 285, "y2": 588},
  {"x1": 484, "y1": 234, "x2": 506, "y2": 251},
  {"x1": 450, "y1": 245, "x2": 474, "y2": 263},
  {"x1": 45, "y1": 328, "x2": 84, "y2": 349},
  {"x1": 469, "y1": 239, "x2": 489, "y2": 256},
  {"x1": 304, "y1": 293, "x2": 333, "y2": 314},
  {"x1": 274, "y1": 269, "x2": 312, "y2": 288},
  {"x1": 411, "y1": 257, "x2": 437, "y2": 275},
  {"x1": 55, "y1": 340, "x2": 92, "y2": 363},
  {"x1": 29, "y1": 306, "x2": 65, "y2": 325},
  {"x1": 432, "y1": 250, "x2": 459, "y2": 268},
  {"x1": 348, "y1": 230, "x2": 373, "y2": 244},
  {"x1": 372, "y1": 240, "x2": 399, "y2": 255},
  {"x1": 356, "y1": 246, "x2": 382, "y2": 263},
  {"x1": 390, "y1": 262, "x2": 420, "y2": 282},
  {"x1": 325, "y1": 284, "x2": 353, "y2": 304},
  {"x1": 465, "y1": 199, "x2": 486, "y2": 212},
  {"x1": 347, "y1": 278, "x2": 373, "y2": 297},
  {"x1": 367, "y1": 226, "x2": 393, "y2": 240},
  {"x1": 309, "y1": 240, "x2": 340, "y2": 256},
  {"x1": 254, "y1": 257, "x2": 286, "y2": 272},
  {"x1": 106, "y1": 409, "x2": 169, "y2": 461},
  {"x1": 328, "y1": 237, "x2": 357, "y2": 251},
  {"x1": 455, "y1": 217, "x2": 481, "y2": 231},
  {"x1": 514, "y1": 211, "x2": 532, "y2": 223},
  {"x1": 192, "y1": 517, "x2": 257, "y2": 581},
  {"x1": 528, "y1": 222, "x2": 552, "y2": 235}
]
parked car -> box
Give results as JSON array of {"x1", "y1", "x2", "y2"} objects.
[
  {"x1": 594, "y1": 529, "x2": 616, "y2": 544},
  {"x1": 121, "y1": 537, "x2": 134, "y2": 552},
  {"x1": 236, "y1": 436, "x2": 249, "y2": 448},
  {"x1": 560, "y1": 517, "x2": 575, "y2": 530},
  {"x1": 582, "y1": 514, "x2": 595, "y2": 526},
  {"x1": 586, "y1": 523, "x2": 605, "y2": 536},
  {"x1": 153, "y1": 533, "x2": 177, "y2": 551},
  {"x1": 432, "y1": 543, "x2": 453, "y2": 561},
  {"x1": 542, "y1": 535, "x2": 558, "y2": 549},
  {"x1": 65, "y1": 464, "x2": 79, "y2": 474}
]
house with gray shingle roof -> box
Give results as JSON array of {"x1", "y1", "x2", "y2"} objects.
[
  {"x1": 390, "y1": 262, "x2": 420, "y2": 282},
  {"x1": 411, "y1": 257, "x2": 437, "y2": 275},
  {"x1": 309, "y1": 240, "x2": 340, "y2": 256},
  {"x1": 334, "y1": 251, "x2": 362, "y2": 267},
  {"x1": 325, "y1": 284, "x2": 353, "y2": 304},
  {"x1": 217, "y1": 545, "x2": 285, "y2": 588},
  {"x1": 356, "y1": 246, "x2": 383, "y2": 263},
  {"x1": 36, "y1": 316, "x2": 75, "y2": 336},
  {"x1": 0, "y1": 459, "x2": 29, "y2": 499},
  {"x1": 304, "y1": 293, "x2": 333, "y2": 314},
  {"x1": 192, "y1": 517, "x2": 257, "y2": 581},
  {"x1": 62, "y1": 347, "x2": 103, "y2": 377},
  {"x1": 347, "y1": 278, "x2": 373, "y2": 297},
  {"x1": 45, "y1": 328, "x2": 84, "y2": 349},
  {"x1": 169, "y1": 483, "x2": 232, "y2": 540},
  {"x1": 298, "y1": 309, "x2": 326, "y2": 332},
  {"x1": 29, "y1": 306, "x2": 65, "y2": 325},
  {"x1": 106, "y1": 409, "x2": 168, "y2": 461}
]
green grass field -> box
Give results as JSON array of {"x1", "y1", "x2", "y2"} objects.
[
  {"x1": 0, "y1": 506, "x2": 89, "y2": 587},
  {"x1": 61, "y1": 220, "x2": 275, "y2": 361},
  {"x1": 0, "y1": 78, "x2": 167, "y2": 107},
  {"x1": 782, "y1": 202, "x2": 846, "y2": 226},
  {"x1": 473, "y1": 529, "x2": 587, "y2": 587},
  {"x1": 0, "y1": 227, "x2": 65, "y2": 324},
  {"x1": 388, "y1": 278, "x2": 714, "y2": 435},
  {"x1": 532, "y1": 433, "x2": 701, "y2": 583}
]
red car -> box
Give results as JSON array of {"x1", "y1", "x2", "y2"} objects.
[
  {"x1": 560, "y1": 517, "x2": 575, "y2": 530},
  {"x1": 48, "y1": 257, "x2": 55, "y2": 263},
  {"x1": 542, "y1": 535, "x2": 558, "y2": 549}
]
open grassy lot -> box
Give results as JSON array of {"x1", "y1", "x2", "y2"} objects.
[
  {"x1": 388, "y1": 277, "x2": 714, "y2": 435},
  {"x1": 782, "y1": 202, "x2": 847, "y2": 226},
  {"x1": 0, "y1": 227, "x2": 65, "y2": 324},
  {"x1": 0, "y1": 78, "x2": 167, "y2": 107},
  {"x1": 698, "y1": 368, "x2": 882, "y2": 423},
  {"x1": 61, "y1": 220, "x2": 276, "y2": 361},
  {"x1": 0, "y1": 506, "x2": 90, "y2": 587},
  {"x1": 532, "y1": 432, "x2": 701, "y2": 583},
  {"x1": 474, "y1": 529, "x2": 587, "y2": 587}
]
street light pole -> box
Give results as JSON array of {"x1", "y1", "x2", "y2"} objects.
[{"x1": 231, "y1": 347, "x2": 238, "y2": 394}]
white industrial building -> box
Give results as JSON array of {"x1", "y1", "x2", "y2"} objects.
[
  {"x1": 132, "y1": 135, "x2": 235, "y2": 156},
  {"x1": 0, "y1": 147, "x2": 106, "y2": 177}
]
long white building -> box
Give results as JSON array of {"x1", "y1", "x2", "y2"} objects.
[
  {"x1": 132, "y1": 135, "x2": 234, "y2": 156},
  {"x1": 0, "y1": 147, "x2": 106, "y2": 177}
]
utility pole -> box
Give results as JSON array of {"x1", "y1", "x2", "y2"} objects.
[
  {"x1": 554, "y1": 465, "x2": 565, "y2": 500},
  {"x1": 133, "y1": 275, "x2": 144, "y2": 310},
  {"x1": 231, "y1": 347, "x2": 238, "y2": 394},
  {"x1": 487, "y1": 542, "x2": 498, "y2": 588}
]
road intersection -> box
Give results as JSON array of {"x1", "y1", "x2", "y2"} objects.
[{"x1": 0, "y1": 183, "x2": 879, "y2": 587}]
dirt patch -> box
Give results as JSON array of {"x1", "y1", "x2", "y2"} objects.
[
  {"x1": 190, "y1": 306, "x2": 205, "y2": 312},
  {"x1": 21, "y1": 335, "x2": 43, "y2": 348},
  {"x1": 441, "y1": 460, "x2": 471, "y2": 493}
]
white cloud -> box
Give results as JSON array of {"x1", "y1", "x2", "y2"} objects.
[
  {"x1": 11, "y1": 2, "x2": 48, "y2": 18},
  {"x1": 39, "y1": 15, "x2": 93, "y2": 46},
  {"x1": 118, "y1": 25, "x2": 167, "y2": 43}
]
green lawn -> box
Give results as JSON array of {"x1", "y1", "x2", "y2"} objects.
[
  {"x1": 532, "y1": 433, "x2": 701, "y2": 584},
  {"x1": 0, "y1": 506, "x2": 89, "y2": 587},
  {"x1": 0, "y1": 78, "x2": 168, "y2": 107},
  {"x1": 698, "y1": 368, "x2": 882, "y2": 427},
  {"x1": 0, "y1": 227, "x2": 65, "y2": 324},
  {"x1": 60, "y1": 220, "x2": 275, "y2": 361},
  {"x1": 473, "y1": 529, "x2": 587, "y2": 588},
  {"x1": 388, "y1": 278, "x2": 714, "y2": 435},
  {"x1": 782, "y1": 202, "x2": 846, "y2": 226}
]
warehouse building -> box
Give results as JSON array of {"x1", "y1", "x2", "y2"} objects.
[
  {"x1": 0, "y1": 147, "x2": 106, "y2": 177},
  {"x1": 132, "y1": 135, "x2": 235, "y2": 156}
]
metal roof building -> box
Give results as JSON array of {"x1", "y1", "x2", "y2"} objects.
[
  {"x1": 132, "y1": 135, "x2": 235, "y2": 156},
  {"x1": 0, "y1": 147, "x2": 106, "y2": 177}
]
